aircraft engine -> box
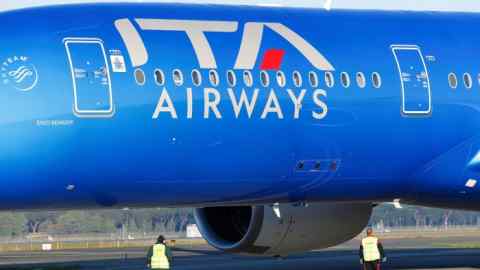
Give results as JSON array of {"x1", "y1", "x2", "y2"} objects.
[{"x1": 194, "y1": 202, "x2": 372, "y2": 256}]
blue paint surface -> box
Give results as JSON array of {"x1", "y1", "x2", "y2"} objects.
[{"x1": 0, "y1": 3, "x2": 477, "y2": 210}]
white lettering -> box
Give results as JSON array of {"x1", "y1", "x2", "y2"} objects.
[
  {"x1": 261, "y1": 90, "x2": 284, "y2": 119},
  {"x1": 136, "y1": 19, "x2": 238, "y2": 69},
  {"x1": 287, "y1": 89, "x2": 307, "y2": 119},
  {"x1": 204, "y1": 88, "x2": 222, "y2": 119},
  {"x1": 312, "y1": 89, "x2": 328, "y2": 120},
  {"x1": 228, "y1": 88, "x2": 259, "y2": 118},
  {"x1": 153, "y1": 88, "x2": 178, "y2": 119},
  {"x1": 115, "y1": 19, "x2": 148, "y2": 68},
  {"x1": 235, "y1": 23, "x2": 334, "y2": 70},
  {"x1": 187, "y1": 87, "x2": 193, "y2": 119},
  {"x1": 150, "y1": 88, "x2": 328, "y2": 121},
  {"x1": 234, "y1": 23, "x2": 264, "y2": 70},
  {"x1": 116, "y1": 19, "x2": 334, "y2": 71}
]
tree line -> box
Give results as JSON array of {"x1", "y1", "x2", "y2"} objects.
[
  {"x1": 0, "y1": 209, "x2": 194, "y2": 237},
  {"x1": 0, "y1": 205, "x2": 479, "y2": 237}
]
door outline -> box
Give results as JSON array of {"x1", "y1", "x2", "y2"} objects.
[
  {"x1": 64, "y1": 37, "x2": 115, "y2": 118},
  {"x1": 391, "y1": 44, "x2": 432, "y2": 116}
]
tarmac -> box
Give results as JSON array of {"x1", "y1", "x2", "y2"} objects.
[{"x1": 2, "y1": 237, "x2": 480, "y2": 270}]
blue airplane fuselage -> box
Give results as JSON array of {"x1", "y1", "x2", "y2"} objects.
[{"x1": 0, "y1": 3, "x2": 478, "y2": 210}]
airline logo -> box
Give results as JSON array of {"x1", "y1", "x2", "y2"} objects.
[
  {"x1": 115, "y1": 19, "x2": 334, "y2": 71},
  {"x1": 114, "y1": 19, "x2": 333, "y2": 121},
  {"x1": 1, "y1": 56, "x2": 39, "y2": 92},
  {"x1": 260, "y1": 49, "x2": 286, "y2": 70}
]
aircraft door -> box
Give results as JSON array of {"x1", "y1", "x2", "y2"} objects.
[
  {"x1": 391, "y1": 45, "x2": 431, "y2": 116},
  {"x1": 65, "y1": 38, "x2": 114, "y2": 117}
]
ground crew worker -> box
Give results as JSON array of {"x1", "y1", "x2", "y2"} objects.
[
  {"x1": 147, "y1": 235, "x2": 172, "y2": 270},
  {"x1": 360, "y1": 228, "x2": 386, "y2": 270}
]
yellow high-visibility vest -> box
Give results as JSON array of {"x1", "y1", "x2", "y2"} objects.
[
  {"x1": 362, "y1": 236, "x2": 381, "y2": 262},
  {"x1": 151, "y1": 244, "x2": 170, "y2": 270}
]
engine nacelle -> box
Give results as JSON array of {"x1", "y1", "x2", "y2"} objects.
[{"x1": 194, "y1": 203, "x2": 372, "y2": 256}]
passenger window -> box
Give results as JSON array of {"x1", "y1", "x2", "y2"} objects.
[
  {"x1": 154, "y1": 69, "x2": 165, "y2": 86},
  {"x1": 260, "y1": 71, "x2": 270, "y2": 87},
  {"x1": 448, "y1": 73, "x2": 458, "y2": 89},
  {"x1": 325, "y1": 72, "x2": 334, "y2": 88},
  {"x1": 209, "y1": 70, "x2": 219, "y2": 86},
  {"x1": 293, "y1": 71, "x2": 303, "y2": 87},
  {"x1": 243, "y1": 70, "x2": 253, "y2": 87},
  {"x1": 135, "y1": 68, "x2": 146, "y2": 86},
  {"x1": 464, "y1": 73, "x2": 472, "y2": 89},
  {"x1": 276, "y1": 71, "x2": 286, "y2": 87},
  {"x1": 341, "y1": 72, "x2": 351, "y2": 88},
  {"x1": 372, "y1": 72, "x2": 382, "y2": 88},
  {"x1": 191, "y1": 69, "x2": 202, "y2": 86},
  {"x1": 173, "y1": 69, "x2": 184, "y2": 86},
  {"x1": 227, "y1": 70, "x2": 237, "y2": 87},
  {"x1": 309, "y1": 71, "x2": 319, "y2": 88},
  {"x1": 356, "y1": 72, "x2": 366, "y2": 88}
]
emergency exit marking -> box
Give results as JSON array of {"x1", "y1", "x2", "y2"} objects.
[{"x1": 466, "y1": 179, "x2": 477, "y2": 188}]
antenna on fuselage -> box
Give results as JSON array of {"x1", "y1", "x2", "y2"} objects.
[{"x1": 324, "y1": 0, "x2": 333, "y2": 10}]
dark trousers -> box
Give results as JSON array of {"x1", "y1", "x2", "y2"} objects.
[{"x1": 364, "y1": 260, "x2": 380, "y2": 270}]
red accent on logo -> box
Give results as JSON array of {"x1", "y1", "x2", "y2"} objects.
[{"x1": 260, "y1": 49, "x2": 285, "y2": 70}]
